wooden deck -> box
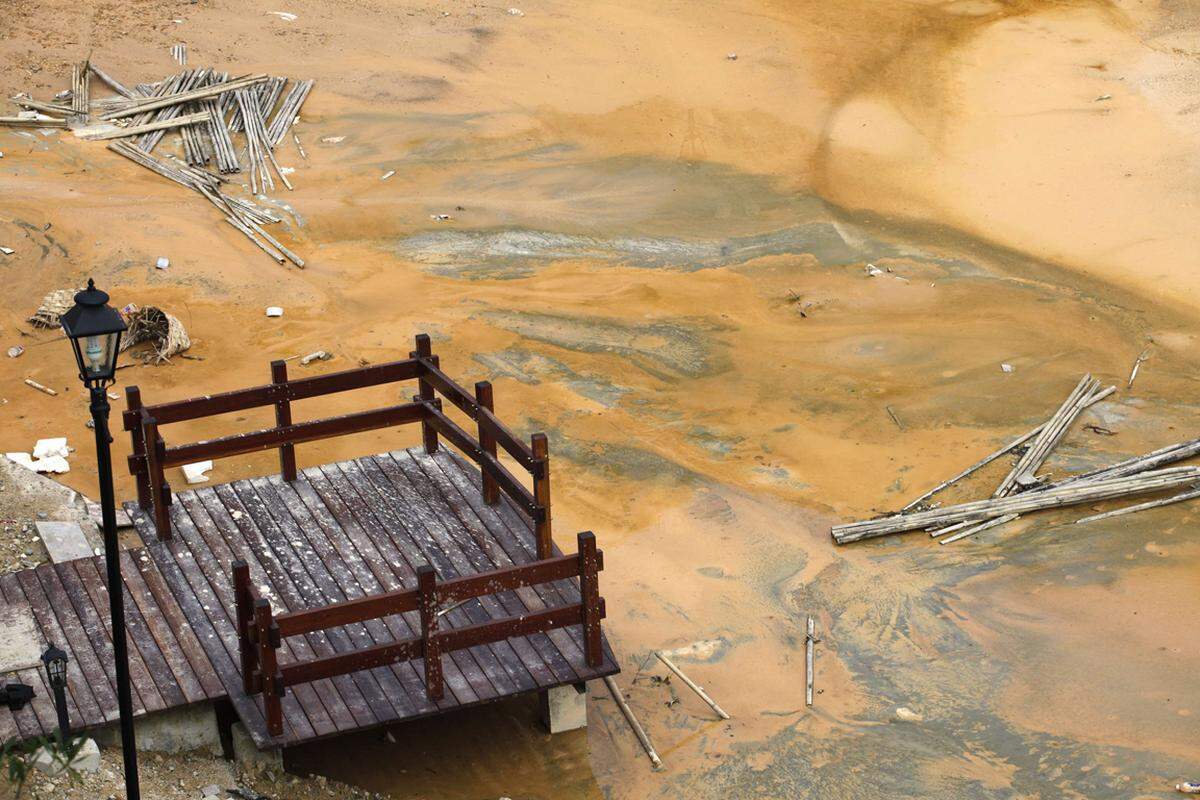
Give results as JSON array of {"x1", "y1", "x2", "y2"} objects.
[
  {"x1": 0, "y1": 341, "x2": 618, "y2": 750},
  {"x1": 127, "y1": 447, "x2": 618, "y2": 748}
]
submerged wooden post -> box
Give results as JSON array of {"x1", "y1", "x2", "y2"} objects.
[
  {"x1": 255, "y1": 598, "x2": 283, "y2": 737},
  {"x1": 475, "y1": 381, "x2": 498, "y2": 504},
  {"x1": 532, "y1": 433, "x2": 552, "y2": 559},
  {"x1": 414, "y1": 334, "x2": 439, "y2": 454},
  {"x1": 125, "y1": 387, "x2": 152, "y2": 509},
  {"x1": 418, "y1": 564, "x2": 444, "y2": 700},
  {"x1": 232, "y1": 561, "x2": 258, "y2": 693},
  {"x1": 270, "y1": 360, "x2": 297, "y2": 481},
  {"x1": 577, "y1": 532, "x2": 602, "y2": 667}
]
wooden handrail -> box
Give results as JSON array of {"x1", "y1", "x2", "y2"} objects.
[
  {"x1": 236, "y1": 531, "x2": 606, "y2": 721},
  {"x1": 125, "y1": 334, "x2": 553, "y2": 548}
]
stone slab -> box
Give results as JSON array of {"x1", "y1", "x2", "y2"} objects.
[
  {"x1": 35, "y1": 521, "x2": 94, "y2": 564},
  {"x1": 0, "y1": 602, "x2": 45, "y2": 673}
]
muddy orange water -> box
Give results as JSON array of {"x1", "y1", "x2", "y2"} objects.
[{"x1": 2, "y1": 0, "x2": 1198, "y2": 797}]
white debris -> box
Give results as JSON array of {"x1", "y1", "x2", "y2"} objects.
[
  {"x1": 279, "y1": 166, "x2": 295, "y2": 175},
  {"x1": 33, "y1": 438, "x2": 69, "y2": 460},
  {"x1": 266, "y1": 10, "x2": 298, "y2": 20},
  {"x1": 7, "y1": 452, "x2": 70, "y2": 474},
  {"x1": 1094, "y1": 94, "x2": 1112, "y2": 102},
  {"x1": 865, "y1": 263, "x2": 884, "y2": 277},
  {"x1": 726, "y1": 53, "x2": 738, "y2": 61},
  {"x1": 1001, "y1": 363, "x2": 1014, "y2": 373},
  {"x1": 182, "y1": 460, "x2": 214, "y2": 485},
  {"x1": 320, "y1": 136, "x2": 345, "y2": 144},
  {"x1": 1177, "y1": 781, "x2": 1200, "y2": 794},
  {"x1": 299, "y1": 350, "x2": 332, "y2": 365},
  {"x1": 7, "y1": 346, "x2": 23, "y2": 358},
  {"x1": 381, "y1": 170, "x2": 396, "y2": 180},
  {"x1": 894, "y1": 706, "x2": 924, "y2": 723},
  {"x1": 507, "y1": 7, "x2": 525, "y2": 15},
  {"x1": 155, "y1": 256, "x2": 170, "y2": 270},
  {"x1": 0, "y1": 247, "x2": 13, "y2": 255},
  {"x1": 430, "y1": 214, "x2": 451, "y2": 222},
  {"x1": 266, "y1": 306, "x2": 284, "y2": 317}
]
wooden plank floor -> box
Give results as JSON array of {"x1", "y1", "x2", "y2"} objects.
[{"x1": 127, "y1": 446, "x2": 619, "y2": 749}]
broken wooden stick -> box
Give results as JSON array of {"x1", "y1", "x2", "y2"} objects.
[
  {"x1": 603, "y1": 675, "x2": 662, "y2": 769},
  {"x1": 940, "y1": 513, "x2": 1019, "y2": 545},
  {"x1": 655, "y1": 652, "x2": 729, "y2": 720},
  {"x1": 24, "y1": 378, "x2": 58, "y2": 397},
  {"x1": 1127, "y1": 348, "x2": 1149, "y2": 389}
]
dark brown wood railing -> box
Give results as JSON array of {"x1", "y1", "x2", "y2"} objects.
[
  {"x1": 233, "y1": 531, "x2": 605, "y2": 737},
  {"x1": 123, "y1": 333, "x2": 554, "y2": 556}
]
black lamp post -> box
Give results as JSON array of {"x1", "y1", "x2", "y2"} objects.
[
  {"x1": 40, "y1": 644, "x2": 70, "y2": 740},
  {"x1": 60, "y1": 279, "x2": 140, "y2": 800}
]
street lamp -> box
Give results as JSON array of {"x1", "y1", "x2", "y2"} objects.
[
  {"x1": 40, "y1": 644, "x2": 70, "y2": 740},
  {"x1": 60, "y1": 279, "x2": 140, "y2": 800}
]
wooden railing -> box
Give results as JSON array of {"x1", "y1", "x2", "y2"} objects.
[
  {"x1": 123, "y1": 333, "x2": 554, "y2": 556},
  {"x1": 233, "y1": 531, "x2": 605, "y2": 737}
]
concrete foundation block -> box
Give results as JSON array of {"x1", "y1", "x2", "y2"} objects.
[
  {"x1": 231, "y1": 722, "x2": 282, "y2": 775},
  {"x1": 32, "y1": 737, "x2": 100, "y2": 775},
  {"x1": 539, "y1": 683, "x2": 588, "y2": 733},
  {"x1": 94, "y1": 701, "x2": 221, "y2": 755}
]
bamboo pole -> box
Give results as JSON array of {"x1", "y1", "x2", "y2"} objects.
[
  {"x1": 100, "y1": 73, "x2": 268, "y2": 119},
  {"x1": 805, "y1": 617, "x2": 815, "y2": 707},
  {"x1": 80, "y1": 110, "x2": 211, "y2": 140},
  {"x1": 655, "y1": 652, "x2": 730, "y2": 720},
  {"x1": 833, "y1": 467, "x2": 1200, "y2": 543},
  {"x1": 603, "y1": 676, "x2": 662, "y2": 769},
  {"x1": 24, "y1": 379, "x2": 58, "y2": 396},
  {"x1": 939, "y1": 513, "x2": 1019, "y2": 545},
  {"x1": 1075, "y1": 485, "x2": 1200, "y2": 524},
  {"x1": 994, "y1": 375, "x2": 1095, "y2": 497},
  {"x1": 88, "y1": 63, "x2": 136, "y2": 99},
  {"x1": 0, "y1": 116, "x2": 68, "y2": 128}
]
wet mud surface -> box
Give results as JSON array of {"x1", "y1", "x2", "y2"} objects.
[{"x1": 1, "y1": 0, "x2": 1197, "y2": 797}]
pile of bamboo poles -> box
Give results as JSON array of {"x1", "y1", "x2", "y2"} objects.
[
  {"x1": 834, "y1": 374, "x2": 1200, "y2": 545},
  {"x1": 1, "y1": 59, "x2": 315, "y2": 266}
]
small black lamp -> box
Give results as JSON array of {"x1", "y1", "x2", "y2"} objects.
[
  {"x1": 41, "y1": 644, "x2": 69, "y2": 739},
  {"x1": 60, "y1": 279, "x2": 126, "y2": 387}
]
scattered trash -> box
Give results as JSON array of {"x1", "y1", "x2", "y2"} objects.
[
  {"x1": 23, "y1": 378, "x2": 58, "y2": 397},
  {"x1": 654, "y1": 651, "x2": 730, "y2": 719},
  {"x1": 430, "y1": 213, "x2": 451, "y2": 221},
  {"x1": 123, "y1": 304, "x2": 191, "y2": 363},
  {"x1": 266, "y1": 306, "x2": 284, "y2": 317},
  {"x1": 29, "y1": 286, "x2": 83, "y2": 328},
  {"x1": 1094, "y1": 94, "x2": 1112, "y2": 102},
  {"x1": 266, "y1": 10, "x2": 298, "y2": 21},
  {"x1": 7, "y1": 452, "x2": 69, "y2": 474},
  {"x1": 299, "y1": 350, "x2": 332, "y2": 365},
  {"x1": 894, "y1": 706, "x2": 923, "y2": 723},
  {"x1": 7, "y1": 346, "x2": 23, "y2": 359},
  {"x1": 155, "y1": 256, "x2": 170, "y2": 270},
  {"x1": 381, "y1": 169, "x2": 396, "y2": 180},
  {"x1": 0, "y1": 247, "x2": 12, "y2": 255},
  {"x1": 726, "y1": 53, "x2": 738, "y2": 61},
  {"x1": 321, "y1": 135, "x2": 345, "y2": 144},
  {"x1": 182, "y1": 460, "x2": 214, "y2": 484},
  {"x1": 865, "y1": 263, "x2": 884, "y2": 277},
  {"x1": 1001, "y1": 363, "x2": 1014, "y2": 373},
  {"x1": 507, "y1": 7, "x2": 525, "y2": 15},
  {"x1": 1177, "y1": 780, "x2": 1200, "y2": 794},
  {"x1": 33, "y1": 438, "x2": 69, "y2": 460}
]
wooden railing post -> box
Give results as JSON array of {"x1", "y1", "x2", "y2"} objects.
[
  {"x1": 125, "y1": 387, "x2": 152, "y2": 509},
  {"x1": 577, "y1": 532, "x2": 602, "y2": 667},
  {"x1": 417, "y1": 565, "x2": 444, "y2": 701},
  {"x1": 531, "y1": 433, "x2": 551, "y2": 559},
  {"x1": 474, "y1": 381, "x2": 499, "y2": 505},
  {"x1": 255, "y1": 598, "x2": 283, "y2": 737},
  {"x1": 270, "y1": 360, "x2": 297, "y2": 481},
  {"x1": 413, "y1": 334, "x2": 439, "y2": 454},
  {"x1": 142, "y1": 416, "x2": 172, "y2": 540},
  {"x1": 232, "y1": 561, "x2": 258, "y2": 693}
]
